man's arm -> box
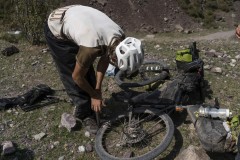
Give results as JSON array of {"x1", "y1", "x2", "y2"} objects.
[
  {"x1": 95, "y1": 54, "x2": 110, "y2": 91},
  {"x1": 72, "y1": 63, "x2": 101, "y2": 99},
  {"x1": 72, "y1": 46, "x2": 109, "y2": 112}
]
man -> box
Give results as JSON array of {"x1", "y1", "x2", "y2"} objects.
[
  {"x1": 236, "y1": 25, "x2": 240, "y2": 39},
  {"x1": 44, "y1": 5, "x2": 144, "y2": 134}
]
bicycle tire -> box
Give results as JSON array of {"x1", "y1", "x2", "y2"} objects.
[
  {"x1": 115, "y1": 61, "x2": 169, "y2": 88},
  {"x1": 95, "y1": 107, "x2": 174, "y2": 160}
]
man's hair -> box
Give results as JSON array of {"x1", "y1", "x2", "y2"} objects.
[{"x1": 108, "y1": 35, "x2": 125, "y2": 56}]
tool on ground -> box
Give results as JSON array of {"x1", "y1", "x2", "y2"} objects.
[{"x1": 96, "y1": 112, "x2": 100, "y2": 127}]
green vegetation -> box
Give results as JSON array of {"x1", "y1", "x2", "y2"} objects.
[
  {"x1": 0, "y1": 0, "x2": 61, "y2": 45},
  {"x1": 177, "y1": 0, "x2": 234, "y2": 28}
]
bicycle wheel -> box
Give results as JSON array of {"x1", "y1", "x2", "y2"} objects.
[
  {"x1": 115, "y1": 60, "x2": 170, "y2": 88},
  {"x1": 95, "y1": 107, "x2": 174, "y2": 160}
]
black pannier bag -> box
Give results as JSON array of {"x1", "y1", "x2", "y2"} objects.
[{"x1": 0, "y1": 84, "x2": 58, "y2": 111}]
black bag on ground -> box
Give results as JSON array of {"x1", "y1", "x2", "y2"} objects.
[
  {"x1": 1, "y1": 45, "x2": 20, "y2": 56},
  {"x1": 0, "y1": 84, "x2": 57, "y2": 111},
  {"x1": 129, "y1": 72, "x2": 202, "y2": 106}
]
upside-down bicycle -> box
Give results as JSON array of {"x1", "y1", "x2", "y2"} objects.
[{"x1": 94, "y1": 52, "x2": 204, "y2": 160}]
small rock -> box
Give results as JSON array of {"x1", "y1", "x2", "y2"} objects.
[
  {"x1": 78, "y1": 145, "x2": 85, "y2": 153},
  {"x1": 84, "y1": 131, "x2": 91, "y2": 138},
  {"x1": 215, "y1": 16, "x2": 224, "y2": 22},
  {"x1": 154, "y1": 44, "x2": 160, "y2": 49},
  {"x1": 85, "y1": 143, "x2": 93, "y2": 152},
  {"x1": 203, "y1": 65, "x2": 211, "y2": 70},
  {"x1": 33, "y1": 132, "x2": 46, "y2": 140},
  {"x1": 54, "y1": 141, "x2": 60, "y2": 146},
  {"x1": 96, "y1": 0, "x2": 107, "y2": 6},
  {"x1": 7, "y1": 109, "x2": 12, "y2": 113},
  {"x1": 145, "y1": 34, "x2": 155, "y2": 39},
  {"x1": 50, "y1": 144, "x2": 55, "y2": 149},
  {"x1": 235, "y1": 54, "x2": 240, "y2": 60},
  {"x1": 222, "y1": 57, "x2": 231, "y2": 63},
  {"x1": 61, "y1": 113, "x2": 77, "y2": 132},
  {"x1": 205, "y1": 51, "x2": 216, "y2": 57},
  {"x1": 31, "y1": 61, "x2": 39, "y2": 66},
  {"x1": 211, "y1": 67, "x2": 222, "y2": 74},
  {"x1": 184, "y1": 29, "x2": 192, "y2": 34},
  {"x1": 49, "y1": 105, "x2": 56, "y2": 110},
  {"x1": 164, "y1": 17, "x2": 168, "y2": 22},
  {"x1": 223, "y1": 54, "x2": 228, "y2": 58},
  {"x1": 231, "y1": 59, "x2": 236, "y2": 63},
  {"x1": 0, "y1": 124, "x2": 5, "y2": 131},
  {"x1": 215, "y1": 52, "x2": 224, "y2": 57},
  {"x1": 58, "y1": 156, "x2": 65, "y2": 160},
  {"x1": 41, "y1": 48, "x2": 50, "y2": 53},
  {"x1": 64, "y1": 143, "x2": 69, "y2": 150},
  {"x1": 209, "y1": 49, "x2": 216, "y2": 53},
  {"x1": 2, "y1": 141, "x2": 16, "y2": 155},
  {"x1": 174, "y1": 145, "x2": 210, "y2": 160},
  {"x1": 230, "y1": 63, "x2": 236, "y2": 67},
  {"x1": 116, "y1": 143, "x2": 121, "y2": 147},
  {"x1": 175, "y1": 24, "x2": 184, "y2": 32}
]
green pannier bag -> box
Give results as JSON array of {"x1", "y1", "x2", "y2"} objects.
[
  {"x1": 175, "y1": 42, "x2": 203, "y2": 73},
  {"x1": 176, "y1": 49, "x2": 192, "y2": 62}
]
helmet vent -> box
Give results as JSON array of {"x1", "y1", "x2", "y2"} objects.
[{"x1": 134, "y1": 54, "x2": 137, "y2": 62}]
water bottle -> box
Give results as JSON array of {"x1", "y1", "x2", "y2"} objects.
[{"x1": 198, "y1": 106, "x2": 232, "y2": 120}]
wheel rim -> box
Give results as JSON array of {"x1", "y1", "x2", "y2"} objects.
[{"x1": 100, "y1": 112, "x2": 169, "y2": 159}]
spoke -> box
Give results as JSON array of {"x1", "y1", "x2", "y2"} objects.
[
  {"x1": 146, "y1": 127, "x2": 166, "y2": 139},
  {"x1": 141, "y1": 138, "x2": 151, "y2": 153},
  {"x1": 101, "y1": 113, "x2": 168, "y2": 159},
  {"x1": 103, "y1": 118, "x2": 128, "y2": 155},
  {"x1": 144, "y1": 118, "x2": 164, "y2": 133},
  {"x1": 129, "y1": 114, "x2": 154, "y2": 127}
]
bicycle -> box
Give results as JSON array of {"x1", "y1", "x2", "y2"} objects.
[{"x1": 95, "y1": 43, "x2": 204, "y2": 159}]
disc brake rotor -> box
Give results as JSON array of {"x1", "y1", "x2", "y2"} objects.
[{"x1": 122, "y1": 120, "x2": 147, "y2": 144}]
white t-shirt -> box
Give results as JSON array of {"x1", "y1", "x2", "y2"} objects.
[{"x1": 48, "y1": 5, "x2": 124, "y2": 47}]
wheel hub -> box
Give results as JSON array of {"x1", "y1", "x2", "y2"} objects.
[{"x1": 122, "y1": 121, "x2": 146, "y2": 144}]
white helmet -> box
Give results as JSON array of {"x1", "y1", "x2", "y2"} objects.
[{"x1": 115, "y1": 37, "x2": 144, "y2": 74}]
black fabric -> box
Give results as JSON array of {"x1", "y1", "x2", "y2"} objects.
[
  {"x1": 176, "y1": 59, "x2": 204, "y2": 73},
  {"x1": 44, "y1": 23, "x2": 95, "y2": 119},
  {"x1": 128, "y1": 72, "x2": 201, "y2": 106},
  {"x1": 0, "y1": 84, "x2": 55, "y2": 111},
  {"x1": 236, "y1": 137, "x2": 240, "y2": 160},
  {"x1": 1, "y1": 45, "x2": 20, "y2": 56}
]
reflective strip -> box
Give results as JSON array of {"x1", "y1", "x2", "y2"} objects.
[{"x1": 49, "y1": 5, "x2": 77, "y2": 21}]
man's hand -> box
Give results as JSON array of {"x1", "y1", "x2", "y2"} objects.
[{"x1": 91, "y1": 98, "x2": 102, "y2": 112}]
